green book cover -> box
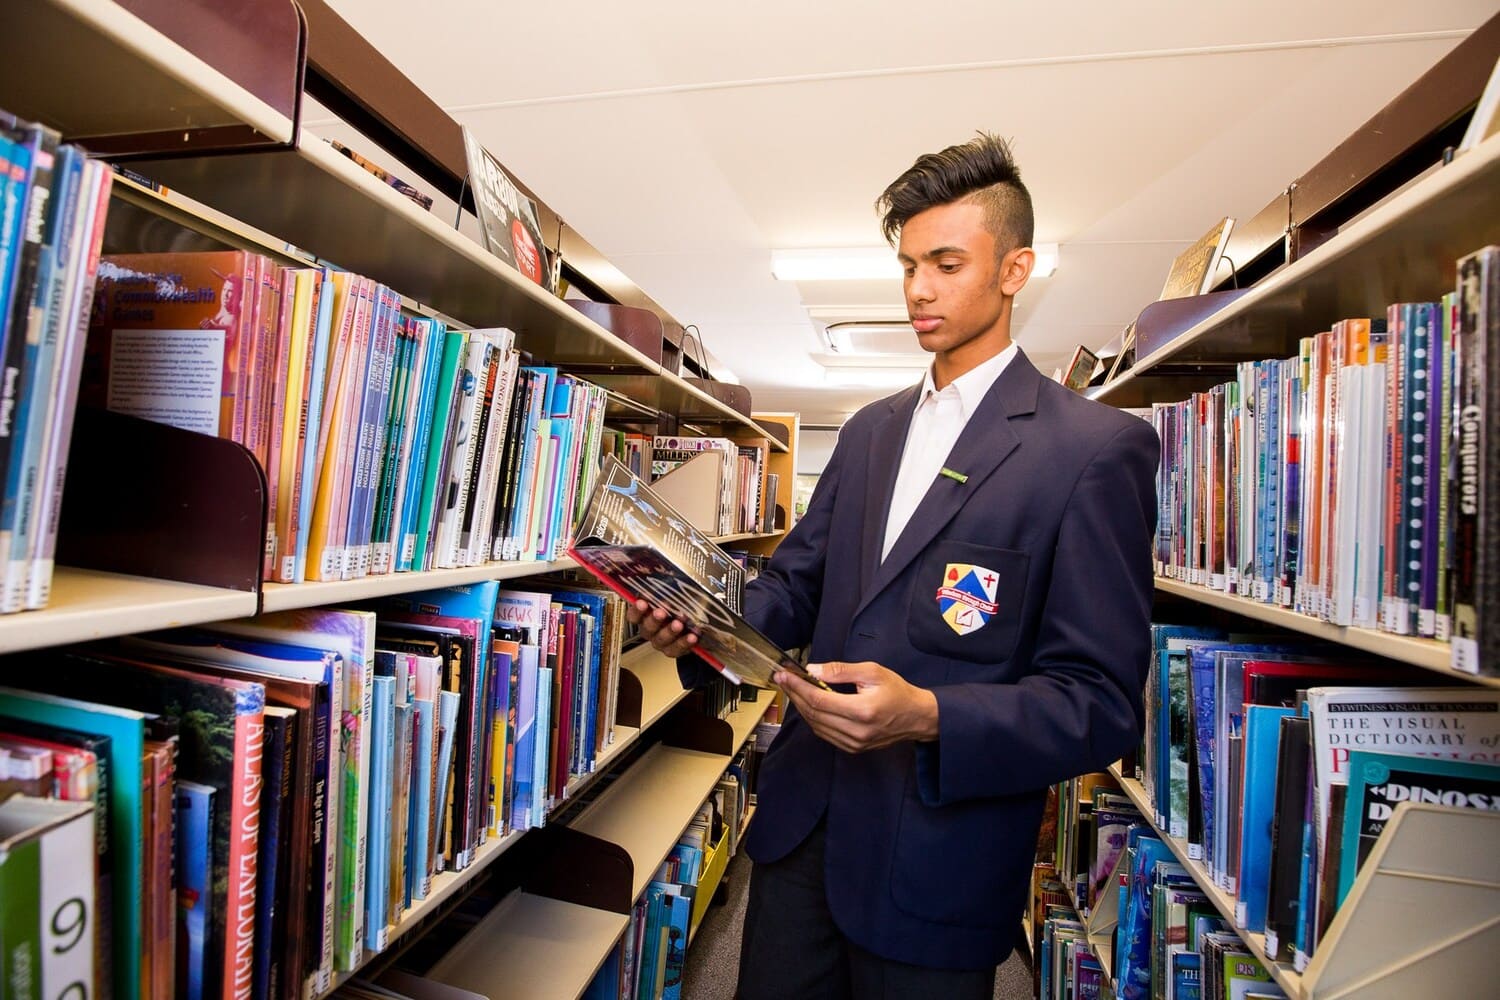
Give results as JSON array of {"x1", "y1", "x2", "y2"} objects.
[
  {"x1": 1, "y1": 819, "x2": 42, "y2": 1000},
  {"x1": 412, "y1": 329, "x2": 471, "y2": 570},
  {"x1": 0, "y1": 687, "x2": 146, "y2": 1000}
]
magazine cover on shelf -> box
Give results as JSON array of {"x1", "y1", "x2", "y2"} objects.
[
  {"x1": 568, "y1": 455, "x2": 828, "y2": 691},
  {"x1": 460, "y1": 127, "x2": 553, "y2": 293},
  {"x1": 1062, "y1": 345, "x2": 1099, "y2": 393},
  {"x1": 1159, "y1": 217, "x2": 1234, "y2": 301}
]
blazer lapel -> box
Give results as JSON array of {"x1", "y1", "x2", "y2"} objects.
[
  {"x1": 855, "y1": 350, "x2": 1043, "y2": 618},
  {"x1": 858, "y1": 384, "x2": 921, "y2": 598}
]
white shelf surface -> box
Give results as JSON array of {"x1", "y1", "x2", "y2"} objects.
[
  {"x1": 727, "y1": 695, "x2": 774, "y2": 754},
  {"x1": 1109, "y1": 763, "x2": 1305, "y2": 1000},
  {"x1": 260, "y1": 558, "x2": 576, "y2": 613},
  {"x1": 570, "y1": 743, "x2": 733, "y2": 902},
  {"x1": 1095, "y1": 132, "x2": 1500, "y2": 406},
  {"x1": 124, "y1": 132, "x2": 786, "y2": 449},
  {"x1": 425, "y1": 889, "x2": 630, "y2": 1000},
  {"x1": 320, "y1": 826, "x2": 528, "y2": 998},
  {"x1": 0, "y1": 567, "x2": 257, "y2": 653},
  {"x1": 4, "y1": 0, "x2": 294, "y2": 144},
  {"x1": 1153, "y1": 576, "x2": 1498, "y2": 686}
]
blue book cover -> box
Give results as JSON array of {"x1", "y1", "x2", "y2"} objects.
[
  {"x1": 295, "y1": 266, "x2": 336, "y2": 582},
  {"x1": 0, "y1": 686, "x2": 146, "y2": 1000},
  {"x1": 381, "y1": 579, "x2": 501, "y2": 654},
  {"x1": 486, "y1": 648, "x2": 513, "y2": 836},
  {"x1": 1238, "y1": 704, "x2": 1295, "y2": 932},
  {"x1": 174, "y1": 779, "x2": 215, "y2": 1000},
  {"x1": 395, "y1": 318, "x2": 446, "y2": 572},
  {"x1": 0, "y1": 144, "x2": 82, "y2": 612},
  {"x1": 532, "y1": 664, "x2": 552, "y2": 828},
  {"x1": 365, "y1": 674, "x2": 394, "y2": 952},
  {"x1": 509, "y1": 644, "x2": 540, "y2": 832},
  {"x1": 1168, "y1": 949, "x2": 1201, "y2": 1000},
  {"x1": 659, "y1": 885, "x2": 691, "y2": 1000},
  {"x1": 0, "y1": 131, "x2": 35, "y2": 359},
  {"x1": 346, "y1": 282, "x2": 400, "y2": 578},
  {"x1": 1116, "y1": 834, "x2": 1175, "y2": 1000},
  {"x1": 1185, "y1": 642, "x2": 1286, "y2": 868},
  {"x1": 0, "y1": 136, "x2": 27, "y2": 333}
]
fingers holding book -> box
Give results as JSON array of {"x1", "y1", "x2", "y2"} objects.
[{"x1": 627, "y1": 599, "x2": 700, "y2": 659}]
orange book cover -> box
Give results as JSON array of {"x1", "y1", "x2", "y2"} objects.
[
  {"x1": 306, "y1": 274, "x2": 362, "y2": 581},
  {"x1": 84, "y1": 251, "x2": 260, "y2": 440}
]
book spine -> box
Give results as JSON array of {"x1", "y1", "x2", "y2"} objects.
[
  {"x1": 1451, "y1": 250, "x2": 1491, "y2": 673},
  {"x1": 364, "y1": 316, "x2": 408, "y2": 575},
  {"x1": 274, "y1": 270, "x2": 313, "y2": 583},
  {"x1": 410, "y1": 330, "x2": 468, "y2": 571},
  {"x1": 334, "y1": 651, "x2": 367, "y2": 970},
  {"x1": 253, "y1": 716, "x2": 290, "y2": 1000},
  {"x1": 1436, "y1": 295, "x2": 1456, "y2": 639},
  {"x1": 262, "y1": 267, "x2": 294, "y2": 582},
  {"x1": 395, "y1": 320, "x2": 443, "y2": 572},
  {"x1": 348, "y1": 284, "x2": 398, "y2": 579},
  {"x1": 0, "y1": 125, "x2": 58, "y2": 513},
  {"x1": 364, "y1": 674, "x2": 393, "y2": 953},
  {"x1": 27, "y1": 163, "x2": 109, "y2": 609},
  {"x1": 223, "y1": 695, "x2": 266, "y2": 1000},
  {"x1": 2, "y1": 145, "x2": 80, "y2": 613},
  {"x1": 293, "y1": 270, "x2": 334, "y2": 582},
  {"x1": 410, "y1": 696, "x2": 435, "y2": 899},
  {"x1": 333, "y1": 278, "x2": 376, "y2": 579}
]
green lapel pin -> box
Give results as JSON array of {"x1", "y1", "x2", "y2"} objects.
[{"x1": 940, "y1": 467, "x2": 968, "y2": 484}]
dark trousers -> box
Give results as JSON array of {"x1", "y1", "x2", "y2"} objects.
[{"x1": 736, "y1": 821, "x2": 998, "y2": 1000}]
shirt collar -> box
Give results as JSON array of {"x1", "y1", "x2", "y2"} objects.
[{"x1": 918, "y1": 342, "x2": 1019, "y2": 418}]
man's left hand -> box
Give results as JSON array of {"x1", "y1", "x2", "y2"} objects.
[{"x1": 774, "y1": 660, "x2": 939, "y2": 753}]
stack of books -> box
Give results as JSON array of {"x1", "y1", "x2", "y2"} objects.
[
  {"x1": 85, "y1": 252, "x2": 609, "y2": 584},
  {"x1": 0, "y1": 577, "x2": 627, "y2": 1000}
]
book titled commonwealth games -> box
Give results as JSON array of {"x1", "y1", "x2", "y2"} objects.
[{"x1": 568, "y1": 455, "x2": 826, "y2": 692}]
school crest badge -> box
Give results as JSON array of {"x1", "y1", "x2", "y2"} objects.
[{"x1": 936, "y1": 563, "x2": 1000, "y2": 636}]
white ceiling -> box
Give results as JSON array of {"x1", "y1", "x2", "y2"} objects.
[{"x1": 317, "y1": 1, "x2": 1491, "y2": 427}]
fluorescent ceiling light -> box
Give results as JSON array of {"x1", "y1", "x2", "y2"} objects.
[
  {"x1": 1032, "y1": 242, "x2": 1059, "y2": 278},
  {"x1": 822, "y1": 366, "x2": 925, "y2": 389},
  {"x1": 772, "y1": 248, "x2": 901, "y2": 281}
]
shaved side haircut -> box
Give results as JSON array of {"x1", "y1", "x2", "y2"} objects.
[{"x1": 876, "y1": 132, "x2": 1035, "y2": 259}]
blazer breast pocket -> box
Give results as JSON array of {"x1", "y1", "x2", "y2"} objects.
[{"x1": 905, "y1": 539, "x2": 1028, "y2": 665}]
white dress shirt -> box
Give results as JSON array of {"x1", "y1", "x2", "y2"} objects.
[{"x1": 881, "y1": 343, "x2": 1019, "y2": 560}]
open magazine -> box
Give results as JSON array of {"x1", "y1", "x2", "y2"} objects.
[{"x1": 567, "y1": 455, "x2": 826, "y2": 690}]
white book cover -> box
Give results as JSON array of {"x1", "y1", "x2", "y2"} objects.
[
  {"x1": 1353, "y1": 361, "x2": 1388, "y2": 628},
  {"x1": 1306, "y1": 685, "x2": 1500, "y2": 849}
]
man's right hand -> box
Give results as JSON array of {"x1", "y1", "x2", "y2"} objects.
[{"x1": 625, "y1": 599, "x2": 700, "y2": 659}]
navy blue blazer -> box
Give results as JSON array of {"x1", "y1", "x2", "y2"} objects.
[{"x1": 704, "y1": 348, "x2": 1160, "y2": 970}]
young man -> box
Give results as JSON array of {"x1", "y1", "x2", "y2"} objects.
[{"x1": 632, "y1": 133, "x2": 1159, "y2": 998}]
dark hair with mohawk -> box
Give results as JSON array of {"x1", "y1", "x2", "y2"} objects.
[{"x1": 876, "y1": 132, "x2": 1034, "y2": 259}]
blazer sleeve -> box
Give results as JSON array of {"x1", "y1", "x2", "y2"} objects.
[
  {"x1": 677, "y1": 430, "x2": 845, "y2": 689},
  {"x1": 915, "y1": 417, "x2": 1160, "y2": 806}
]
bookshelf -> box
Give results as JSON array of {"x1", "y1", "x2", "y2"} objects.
[
  {"x1": 121, "y1": 134, "x2": 788, "y2": 450},
  {"x1": 1079, "y1": 74, "x2": 1500, "y2": 999},
  {"x1": 1152, "y1": 577, "x2": 1498, "y2": 687},
  {"x1": 258, "y1": 558, "x2": 576, "y2": 613},
  {"x1": 1109, "y1": 762, "x2": 1306, "y2": 999},
  {"x1": 426, "y1": 687, "x2": 772, "y2": 997},
  {"x1": 2, "y1": 0, "x2": 295, "y2": 149},
  {"x1": 3, "y1": 6, "x2": 790, "y2": 1000},
  {"x1": 1092, "y1": 133, "x2": 1500, "y2": 410}
]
